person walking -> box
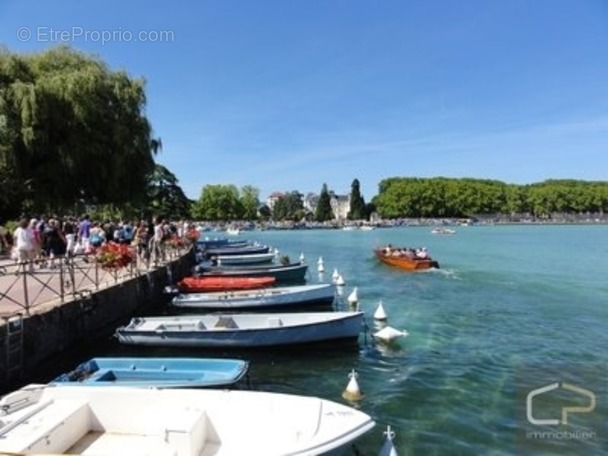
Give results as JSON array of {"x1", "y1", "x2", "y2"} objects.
[{"x1": 13, "y1": 218, "x2": 35, "y2": 272}]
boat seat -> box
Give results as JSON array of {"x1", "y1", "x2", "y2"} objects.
[
  {"x1": 214, "y1": 317, "x2": 238, "y2": 329},
  {"x1": 196, "y1": 320, "x2": 206, "y2": 330},
  {"x1": 1, "y1": 399, "x2": 91, "y2": 454},
  {"x1": 267, "y1": 317, "x2": 283, "y2": 327}
]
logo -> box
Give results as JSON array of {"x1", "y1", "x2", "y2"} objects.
[{"x1": 526, "y1": 382, "x2": 596, "y2": 426}]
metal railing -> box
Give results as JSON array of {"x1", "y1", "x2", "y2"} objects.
[{"x1": 0, "y1": 245, "x2": 191, "y2": 317}]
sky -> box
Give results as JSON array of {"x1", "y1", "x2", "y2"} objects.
[{"x1": 1, "y1": 0, "x2": 607, "y2": 202}]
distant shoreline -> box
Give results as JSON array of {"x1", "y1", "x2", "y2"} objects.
[{"x1": 208, "y1": 214, "x2": 608, "y2": 232}]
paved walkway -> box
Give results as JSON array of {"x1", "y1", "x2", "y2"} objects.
[{"x1": 0, "y1": 250, "x2": 186, "y2": 319}]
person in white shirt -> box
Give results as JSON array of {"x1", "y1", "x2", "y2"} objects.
[{"x1": 13, "y1": 218, "x2": 35, "y2": 271}]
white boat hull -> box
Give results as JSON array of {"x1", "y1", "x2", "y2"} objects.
[
  {"x1": 170, "y1": 284, "x2": 335, "y2": 310},
  {"x1": 116, "y1": 311, "x2": 365, "y2": 348},
  {"x1": 0, "y1": 384, "x2": 375, "y2": 455}
]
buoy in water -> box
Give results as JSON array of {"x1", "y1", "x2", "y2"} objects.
[
  {"x1": 317, "y1": 256, "x2": 325, "y2": 272},
  {"x1": 347, "y1": 287, "x2": 358, "y2": 306},
  {"x1": 342, "y1": 369, "x2": 364, "y2": 401},
  {"x1": 335, "y1": 274, "x2": 345, "y2": 286},
  {"x1": 378, "y1": 425, "x2": 398, "y2": 456},
  {"x1": 332, "y1": 268, "x2": 339, "y2": 281},
  {"x1": 374, "y1": 326, "x2": 409, "y2": 342},
  {"x1": 299, "y1": 252, "x2": 305, "y2": 263},
  {"x1": 374, "y1": 301, "x2": 387, "y2": 320}
]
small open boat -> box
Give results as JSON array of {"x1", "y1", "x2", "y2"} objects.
[
  {"x1": 203, "y1": 244, "x2": 270, "y2": 257},
  {"x1": 373, "y1": 247, "x2": 439, "y2": 271},
  {"x1": 116, "y1": 311, "x2": 365, "y2": 348},
  {"x1": 196, "y1": 262, "x2": 308, "y2": 284},
  {"x1": 0, "y1": 384, "x2": 375, "y2": 455},
  {"x1": 50, "y1": 357, "x2": 250, "y2": 389},
  {"x1": 170, "y1": 283, "x2": 335, "y2": 310},
  {"x1": 177, "y1": 276, "x2": 276, "y2": 293},
  {"x1": 214, "y1": 252, "x2": 275, "y2": 266}
]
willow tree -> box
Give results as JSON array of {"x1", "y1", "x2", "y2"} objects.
[{"x1": 0, "y1": 45, "x2": 157, "y2": 216}]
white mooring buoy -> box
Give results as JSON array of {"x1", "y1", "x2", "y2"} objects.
[
  {"x1": 299, "y1": 252, "x2": 305, "y2": 263},
  {"x1": 335, "y1": 274, "x2": 345, "y2": 286},
  {"x1": 317, "y1": 256, "x2": 325, "y2": 272},
  {"x1": 378, "y1": 425, "x2": 398, "y2": 456},
  {"x1": 374, "y1": 300, "x2": 387, "y2": 320},
  {"x1": 332, "y1": 268, "x2": 339, "y2": 282},
  {"x1": 347, "y1": 287, "x2": 359, "y2": 306},
  {"x1": 373, "y1": 326, "x2": 409, "y2": 342},
  {"x1": 342, "y1": 369, "x2": 364, "y2": 401}
]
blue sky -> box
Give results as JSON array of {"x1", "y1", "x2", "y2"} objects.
[{"x1": 2, "y1": 1, "x2": 607, "y2": 201}]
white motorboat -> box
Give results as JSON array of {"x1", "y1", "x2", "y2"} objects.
[
  {"x1": 170, "y1": 283, "x2": 335, "y2": 310},
  {"x1": 0, "y1": 383, "x2": 375, "y2": 455},
  {"x1": 115, "y1": 311, "x2": 365, "y2": 348}
]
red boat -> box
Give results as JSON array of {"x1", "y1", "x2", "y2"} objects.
[
  {"x1": 178, "y1": 276, "x2": 276, "y2": 293},
  {"x1": 373, "y1": 247, "x2": 439, "y2": 271}
]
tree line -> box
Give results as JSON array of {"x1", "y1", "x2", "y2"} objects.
[{"x1": 372, "y1": 177, "x2": 608, "y2": 219}]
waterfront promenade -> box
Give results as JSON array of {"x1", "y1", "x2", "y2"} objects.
[
  {"x1": 0, "y1": 246, "x2": 195, "y2": 392},
  {"x1": 0, "y1": 250, "x2": 186, "y2": 318}
]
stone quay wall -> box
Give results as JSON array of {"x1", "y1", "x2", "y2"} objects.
[{"x1": 0, "y1": 250, "x2": 195, "y2": 393}]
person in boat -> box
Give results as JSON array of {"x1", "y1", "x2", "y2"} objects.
[
  {"x1": 416, "y1": 247, "x2": 429, "y2": 259},
  {"x1": 383, "y1": 244, "x2": 393, "y2": 255}
]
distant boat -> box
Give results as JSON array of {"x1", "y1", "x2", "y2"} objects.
[
  {"x1": 225, "y1": 227, "x2": 240, "y2": 236},
  {"x1": 50, "y1": 357, "x2": 249, "y2": 389},
  {"x1": 373, "y1": 247, "x2": 440, "y2": 271},
  {"x1": 170, "y1": 283, "x2": 335, "y2": 310},
  {"x1": 177, "y1": 276, "x2": 276, "y2": 293},
  {"x1": 431, "y1": 227, "x2": 456, "y2": 235},
  {"x1": 115, "y1": 311, "x2": 365, "y2": 348},
  {"x1": 196, "y1": 262, "x2": 309, "y2": 284},
  {"x1": 0, "y1": 384, "x2": 375, "y2": 455}
]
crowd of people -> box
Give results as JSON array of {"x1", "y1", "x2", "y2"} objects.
[
  {"x1": 382, "y1": 244, "x2": 430, "y2": 259},
  {"x1": 5, "y1": 215, "x2": 195, "y2": 272}
]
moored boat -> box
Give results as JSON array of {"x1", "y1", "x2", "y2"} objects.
[
  {"x1": 50, "y1": 357, "x2": 250, "y2": 389},
  {"x1": 214, "y1": 252, "x2": 275, "y2": 266},
  {"x1": 115, "y1": 311, "x2": 365, "y2": 348},
  {"x1": 373, "y1": 247, "x2": 439, "y2": 271},
  {"x1": 170, "y1": 283, "x2": 336, "y2": 310},
  {"x1": 0, "y1": 384, "x2": 375, "y2": 455},
  {"x1": 196, "y1": 262, "x2": 309, "y2": 284},
  {"x1": 203, "y1": 244, "x2": 270, "y2": 257},
  {"x1": 177, "y1": 276, "x2": 276, "y2": 293}
]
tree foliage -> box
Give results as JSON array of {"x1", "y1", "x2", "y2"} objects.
[
  {"x1": 191, "y1": 184, "x2": 260, "y2": 221},
  {"x1": 0, "y1": 46, "x2": 158, "y2": 217},
  {"x1": 372, "y1": 177, "x2": 608, "y2": 218},
  {"x1": 347, "y1": 178, "x2": 366, "y2": 220},
  {"x1": 272, "y1": 191, "x2": 304, "y2": 221},
  {"x1": 315, "y1": 183, "x2": 334, "y2": 222},
  {"x1": 240, "y1": 185, "x2": 260, "y2": 220},
  {"x1": 146, "y1": 164, "x2": 192, "y2": 220}
]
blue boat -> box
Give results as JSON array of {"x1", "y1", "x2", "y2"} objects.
[{"x1": 50, "y1": 357, "x2": 250, "y2": 389}]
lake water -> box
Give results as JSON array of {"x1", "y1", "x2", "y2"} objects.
[{"x1": 42, "y1": 225, "x2": 608, "y2": 455}]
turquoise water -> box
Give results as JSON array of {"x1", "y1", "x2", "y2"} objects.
[
  {"x1": 45, "y1": 225, "x2": 608, "y2": 455},
  {"x1": 229, "y1": 225, "x2": 608, "y2": 455}
]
